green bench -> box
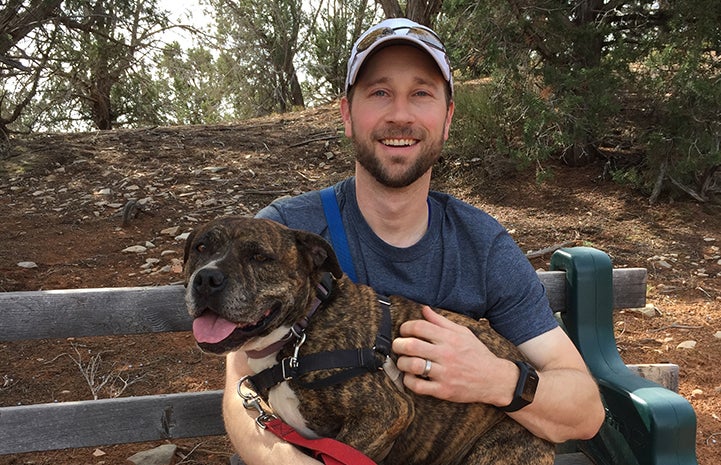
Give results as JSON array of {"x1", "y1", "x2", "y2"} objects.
[{"x1": 0, "y1": 247, "x2": 697, "y2": 464}]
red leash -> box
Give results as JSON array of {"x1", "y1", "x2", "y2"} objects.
[{"x1": 263, "y1": 417, "x2": 378, "y2": 465}]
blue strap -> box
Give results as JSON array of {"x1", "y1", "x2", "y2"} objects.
[{"x1": 319, "y1": 186, "x2": 358, "y2": 282}]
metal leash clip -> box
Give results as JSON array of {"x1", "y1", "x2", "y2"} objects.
[
  {"x1": 281, "y1": 331, "x2": 307, "y2": 380},
  {"x1": 237, "y1": 376, "x2": 276, "y2": 429}
]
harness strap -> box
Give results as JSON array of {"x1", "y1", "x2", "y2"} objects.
[
  {"x1": 263, "y1": 417, "x2": 377, "y2": 465},
  {"x1": 248, "y1": 296, "x2": 393, "y2": 392},
  {"x1": 320, "y1": 186, "x2": 358, "y2": 282},
  {"x1": 246, "y1": 273, "x2": 335, "y2": 360}
]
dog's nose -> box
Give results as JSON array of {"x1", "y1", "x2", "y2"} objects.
[{"x1": 193, "y1": 268, "x2": 227, "y2": 296}]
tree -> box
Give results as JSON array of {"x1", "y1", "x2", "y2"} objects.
[
  {"x1": 633, "y1": 0, "x2": 721, "y2": 202},
  {"x1": 304, "y1": 0, "x2": 381, "y2": 100},
  {"x1": 45, "y1": 0, "x2": 173, "y2": 130},
  {"x1": 0, "y1": 0, "x2": 63, "y2": 139},
  {"x1": 441, "y1": 0, "x2": 720, "y2": 201},
  {"x1": 156, "y1": 42, "x2": 230, "y2": 125},
  {"x1": 209, "y1": 0, "x2": 307, "y2": 116},
  {"x1": 2, "y1": 0, "x2": 175, "y2": 134},
  {"x1": 377, "y1": 0, "x2": 443, "y2": 26}
]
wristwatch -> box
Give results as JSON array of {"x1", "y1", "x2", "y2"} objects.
[{"x1": 500, "y1": 360, "x2": 539, "y2": 412}]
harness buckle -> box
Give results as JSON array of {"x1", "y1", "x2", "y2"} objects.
[
  {"x1": 237, "y1": 376, "x2": 277, "y2": 429},
  {"x1": 281, "y1": 357, "x2": 296, "y2": 380}
]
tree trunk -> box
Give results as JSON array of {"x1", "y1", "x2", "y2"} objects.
[
  {"x1": 90, "y1": 39, "x2": 114, "y2": 130},
  {"x1": 290, "y1": 68, "x2": 305, "y2": 108},
  {"x1": 376, "y1": 0, "x2": 443, "y2": 26},
  {"x1": 561, "y1": 0, "x2": 606, "y2": 166},
  {"x1": 406, "y1": 0, "x2": 443, "y2": 26}
]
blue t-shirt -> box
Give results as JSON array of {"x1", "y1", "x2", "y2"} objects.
[{"x1": 256, "y1": 178, "x2": 557, "y2": 346}]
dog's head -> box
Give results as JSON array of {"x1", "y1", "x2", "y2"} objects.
[{"x1": 183, "y1": 216, "x2": 342, "y2": 355}]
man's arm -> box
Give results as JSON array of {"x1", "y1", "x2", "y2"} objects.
[
  {"x1": 223, "y1": 351, "x2": 322, "y2": 465},
  {"x1": 393, "y1": 306, "x2": 604, "y2": 443},
  {"x1": 511, "y1": 326, "x2": 604, "y2": 441}
]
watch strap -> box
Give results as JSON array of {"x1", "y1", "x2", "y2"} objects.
[{"x1": 500, "y1": 360, "x2": 538, "y2": 413}]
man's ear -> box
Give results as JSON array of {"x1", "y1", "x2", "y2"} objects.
[
  {"x1": 340, "y1": 96, "x2": 353, "y2": 138},
  {"x1": 293, "y1": 229, "x2": 343, "y2": 279}
]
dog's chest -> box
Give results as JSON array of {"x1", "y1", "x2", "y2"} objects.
[
  {"x1": 267, "y1": 384, "x2": 320, "y2": 439},
  {"x1": 246, "y1": 353, "x2": 320, "y2": 440}
]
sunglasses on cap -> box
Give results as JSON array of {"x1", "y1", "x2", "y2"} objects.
[{"x1": 356, "y1": 25, "x2": 446, "y2": 54}]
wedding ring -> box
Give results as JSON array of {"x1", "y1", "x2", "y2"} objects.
[{"x1": 421, "y1": 359, "x2": 432, "y2": 377}]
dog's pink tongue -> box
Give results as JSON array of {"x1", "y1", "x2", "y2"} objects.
[{"x1": 192, "y1": 312, "x2": 238, "y2": 343}]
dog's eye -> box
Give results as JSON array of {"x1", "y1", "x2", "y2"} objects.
[
  {"x1": 196, "y1": 243, "x2": 207, "y2": 253},
  {"x1": 252, "y1": 253, "x2": 271, "y2": 263}
]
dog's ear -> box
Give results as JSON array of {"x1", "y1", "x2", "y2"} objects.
[
  {"x1": 182, "y1": 228, "x2": 198, "y2": 266},
  {"x1": 293, "y1": 229, "x2": 343, "y2": 279}
]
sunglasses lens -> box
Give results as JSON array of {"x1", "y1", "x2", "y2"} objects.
[
  {"x1": 407, "y1": 27, "x2": 445, "y2": 52},
  {"x1": 356, "y1": 27, "x2": 394, "y2": 52},
  {"x1": 355, "y1": 26, "x2": 446, "y2": 54}
]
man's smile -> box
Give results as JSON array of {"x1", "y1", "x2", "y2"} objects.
[{"x1": 380, "y1": 138, "x2": 419, "y2": 147}]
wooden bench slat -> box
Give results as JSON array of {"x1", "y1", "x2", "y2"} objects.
[
  {"x1": 1, "y1": 268, "x2": 647, "y2": 342},
  {"x1": 1, "y1": 286, "x2": 189, "y2": 341},
  {"x1": 0, "y1": 391, "x2": 224, "y2": 454},
  {"x1": 538, "y1": 268, "x2": 646, "y2": 312},
  {"x1": 1, "y1": 388, "x2": 594, "y2": 463}
]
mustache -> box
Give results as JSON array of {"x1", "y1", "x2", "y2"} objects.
[{"x1": 372, "y1": 125, "x2": 425, "y2": 140}]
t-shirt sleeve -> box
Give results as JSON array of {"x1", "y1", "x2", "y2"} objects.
[{"x1": 483, "y1": 231, "x2": 558, "y2": 346}]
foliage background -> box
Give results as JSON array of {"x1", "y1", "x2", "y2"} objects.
[{"x1": 1, "y1": 0, "x2": 719, "y2": 202}]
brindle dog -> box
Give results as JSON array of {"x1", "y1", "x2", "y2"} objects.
[{"x1": 183, "y1": 216, "x2": 554, "y2": 465}]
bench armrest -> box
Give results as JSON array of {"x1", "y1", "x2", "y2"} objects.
[{"x1": 550, "y1": 247, "x2": 697, "y2": 465}]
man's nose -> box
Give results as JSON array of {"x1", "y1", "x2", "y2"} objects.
[{"x1": 386, "y1": 96, "x2": 415, "y2": 125}]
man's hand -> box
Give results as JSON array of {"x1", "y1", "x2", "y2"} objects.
[{"x1": 392, "y1": 306, "x2": 518, "y2": 407}]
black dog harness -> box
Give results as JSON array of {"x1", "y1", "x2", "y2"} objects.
[{"x1": 246, "y1": 272, "x2": 393, "y2": 392}]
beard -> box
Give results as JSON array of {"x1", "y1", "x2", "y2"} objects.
[{"x1": 353, "y1": 125, "x2": 445, "y2": 188}]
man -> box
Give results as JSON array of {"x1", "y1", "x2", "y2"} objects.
[{"x1": 223, "y1": 17, "x2": 605, "y2": 464}]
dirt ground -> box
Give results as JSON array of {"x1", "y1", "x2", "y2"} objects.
[{"x1": 1, "y1": 104, "x2": 719, "y2": 464}]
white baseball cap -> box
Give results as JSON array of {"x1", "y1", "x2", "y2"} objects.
[{"x1": 345, "y1": 18, "x2": 453, "y2": 96}]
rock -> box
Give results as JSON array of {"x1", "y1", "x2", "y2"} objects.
[
  {"x1": 126, "y1": 444, "x2": 177, "y2": 465},
  {"x1": 690, "y1": 388, "x2": 704, "y2": 399},
  {"x1": 629, "y1": 304, "x2": 662, "y2": 318},
  {"x1": 17, "y1": 261, "x2": 38, "y2": 269},
  {"x1": 160, "y1": 226, "x2": 180, "y2": 236},
  {"x1": 122, "y1": 245, "x2": 147, "y2": 254},
  {"x1": 96, "y1": 188, "x2": 112, "y2": 196},
  {"x1": 93, "y1": 448, "x2": 106, "y2": 457},
  {"x1": 676, "y1": 340, "x2": 697, "y2": 350},
  {"x1": 175, "y1": 232, "x2": 190, "y2": 241},
  {"x1": 714, "y1": 331, "x2": 721, "y2": 339}
]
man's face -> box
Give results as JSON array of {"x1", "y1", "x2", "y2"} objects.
[{"x1": 341, "y1": 45, "x2": 454, "y2": 188}]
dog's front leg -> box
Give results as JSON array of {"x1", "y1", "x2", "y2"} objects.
[
  {"x1": 300, "y1": 375, "x2": 415, "y2": 463},
  {"x1": 333, "y1": 390, "x2": 415, "y2": 463}
]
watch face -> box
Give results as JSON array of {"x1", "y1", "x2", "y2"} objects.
[{"x1": 522, "y1": 367, "x2": 539, "y2": 403}]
